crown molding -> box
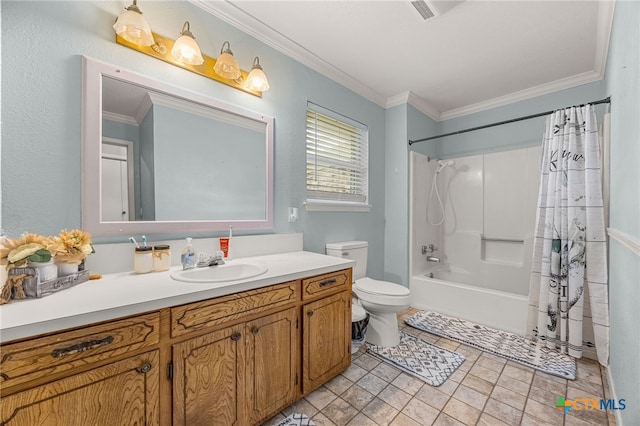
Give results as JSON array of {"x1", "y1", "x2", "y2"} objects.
[
  {"x1": 102, "y1": 111, "x2": 138, "y2": 127},
  {"x1": 191, "y1": 0, "x2": 613, "y2": 123},
  {"x1": 439, "y1": 71, "x2": 603, "y2": 121},
  {"x1": 191, "y1": 0, "x2": 388, "y2": 108},
  {"x1": 386, "y1": 91, "x2": 441, "y2": 121}
]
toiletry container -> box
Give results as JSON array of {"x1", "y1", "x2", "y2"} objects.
[
  {"x1": 134, "y1": 247, "x2": 153, "y2": 274},
  {"x1": 181, "y1": 238, "x2": 196, "y2": 270},
  {"x1": 152, "y1": 245, "x2": 171, "y2": 272}
]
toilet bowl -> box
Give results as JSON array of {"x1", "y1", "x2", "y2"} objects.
[
  {"x1": 326, "y1": 241, "x2": 412, "y2": 347},
  {"x1": 354, "y1": 277, "x2": 410, "y2": 347}
]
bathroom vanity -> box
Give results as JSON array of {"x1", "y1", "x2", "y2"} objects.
[{"x1": 0, "y1": 251, "x2": 353, "y2": 425}]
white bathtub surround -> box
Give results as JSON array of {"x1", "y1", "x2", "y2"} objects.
[
  {"x1": 409, "y1": 148, "x2": 540, "y2": 329},
  {"x1": 527, "y1": 104, "x2": 610, "y2": 365}
]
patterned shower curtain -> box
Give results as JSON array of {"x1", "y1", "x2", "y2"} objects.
[{"x1": 526, "y1": 104, "x2": 609, "y2": 365}]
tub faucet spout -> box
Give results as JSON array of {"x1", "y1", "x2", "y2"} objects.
[{"x1": 426, "y1": 256, "x2": 440, "y2": 263}]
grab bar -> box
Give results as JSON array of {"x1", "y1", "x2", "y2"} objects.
[{"x1": 481, "y1": 237, "x2": 524, "y2": 243}]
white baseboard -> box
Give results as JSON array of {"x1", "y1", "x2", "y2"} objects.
[{"x1": 606, "y1": 365, "x2": 625, "y2": 426}]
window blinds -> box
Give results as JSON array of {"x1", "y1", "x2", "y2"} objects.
[{"x1": 306, "y1": 108, "x2": 368, "y2": 203}]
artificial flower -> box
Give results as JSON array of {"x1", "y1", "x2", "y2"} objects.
[
  {"x1": 51, "y1": 229, "x2": 94, "y2": 264},
  {"x1": 1, "y1": 233, "x2": 56, "y2": 267}
]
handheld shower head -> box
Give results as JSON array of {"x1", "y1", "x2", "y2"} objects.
[{"x1": 435, "y1": 159, "x2": 455, "y2": 173}]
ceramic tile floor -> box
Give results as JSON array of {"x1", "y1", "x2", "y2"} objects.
[{"x1": 263, "y1": 309, "x2": 616, "y2": 426}]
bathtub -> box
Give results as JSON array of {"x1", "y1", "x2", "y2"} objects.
[{"x1": 409, "y1": 271, "x2": 528, "y2": 336}]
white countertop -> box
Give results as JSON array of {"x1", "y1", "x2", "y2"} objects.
[{"x1": 0, "y1": 251, "x2": 354, "y2": 343}]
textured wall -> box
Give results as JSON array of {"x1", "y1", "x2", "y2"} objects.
[
  {"x1": 604, "y1": 0, "x2": 640, "y2": 423},
  {"x1": 1, "y1": 1, "x2": 386, "y2": 278}
]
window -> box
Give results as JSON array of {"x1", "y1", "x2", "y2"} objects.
[{"x1": 305, "y1": 104, "x2": 369, "y2": 211}]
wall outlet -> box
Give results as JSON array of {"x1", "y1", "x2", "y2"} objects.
[{"x1": 288, "y1": 207, "x2": 298, "y2": 223}]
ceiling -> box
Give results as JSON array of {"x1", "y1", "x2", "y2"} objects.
[{"x1": 194, "y1": 0, "x2": 615, "y2": 121}]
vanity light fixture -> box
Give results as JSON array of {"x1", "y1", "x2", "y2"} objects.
[
  {"x1": 113, "y1": 0, "x2": 154, "y2": 47},
  {"x1": 213, "y1": 41, "x2": 241, "y2": 80},
  {"x1": 170, "y1": 21, "x2": 204, "y2": 65},
  {"x1": 245, "y1": 57, "x2": 270, "y2": 92}
]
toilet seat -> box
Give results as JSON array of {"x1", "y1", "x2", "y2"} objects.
[{"x1": 354, "y1": 277, "x2": 411, "y2": 306}]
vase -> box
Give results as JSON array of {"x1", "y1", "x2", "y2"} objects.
[
  {"x1": 57, "y1": 261, "x2": 79, "y2": 276},
  {"x1": 28, "y1": 260, "x2": 58, "y2": 283}
]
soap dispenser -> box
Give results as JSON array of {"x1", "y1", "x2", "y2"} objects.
[{"x1": 181, "y1": 238, "x2": 196, "y2": 270}]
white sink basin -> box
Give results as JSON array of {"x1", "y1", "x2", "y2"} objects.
[{"x1": 171, "y1": 262, "x2": 268, "y2": 283}]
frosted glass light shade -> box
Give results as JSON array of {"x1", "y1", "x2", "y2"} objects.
[
  {"x1": 113, "y1": 6, "x2": 154, "y2": 47},
  {"x1": 245, "y1": 57, "x2": 270, "y2": 92},
  {"x1": 171, "y1": 34, "x2": 204, "y2": 65},
  {"x1": 213, "y1": 42, "x2": 241, "y2": 80}
]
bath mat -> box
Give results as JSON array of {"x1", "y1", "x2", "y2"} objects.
[
  {"x1": 367, "y1": 331, "x2": 465, "y2": 387},
  {"x1": 405, "y1": 310, "x2": 576, "y2": 380},
  {"x1": 275, "y1": 413, "x2": 315, "y2": 426}
]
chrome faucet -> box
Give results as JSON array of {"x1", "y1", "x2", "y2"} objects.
[
  {"x1": 422, "y1": 244, "x2": 440, "y2": 262},
  {"x1": 197, "y1": 251, "x2": 225, "y2": 267}
]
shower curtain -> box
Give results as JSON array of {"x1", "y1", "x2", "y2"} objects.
[{"x1": 526, "y1": 104, "x2": 609, "y2": 365}]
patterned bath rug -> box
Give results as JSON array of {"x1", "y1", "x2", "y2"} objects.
[
  {"x1": 367, "y1": 331, "x2": 465, "y2": 387},
  {"x1": 405, "y1": 310, "x2": 576, "y2": 380},
  {"x1": 275, "y1": 413, "x2": 315, "y2": 426}
]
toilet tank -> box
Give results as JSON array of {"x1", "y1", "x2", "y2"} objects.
[{"x1": 325, "y1": 241, "x2": 368, "y2": 280}]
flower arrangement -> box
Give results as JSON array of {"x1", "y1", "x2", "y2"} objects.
[
  {"x1": 0, "y1": 233, "x2": 55, "y2": 267},
  {"x1": 1, "y1": 230, "x2": 94, "y2": 304},
  {"x1": 51, "y1": 229, "x2": 94, "y2": 265},
  {"x1": 1, "y1": 229, "x2": 94, "y2": 268}
]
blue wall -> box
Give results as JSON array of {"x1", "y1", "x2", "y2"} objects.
[
  {"x1": 0, "y1": 1, "x2": 387, "y2": 279},
  {"x1": 604, "y1": 0, "x2": 640, "y2": 422}
]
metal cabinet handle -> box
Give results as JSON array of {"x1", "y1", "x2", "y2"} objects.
[
  {"x1": 137, "y1": 362, "x2": 152, "y2": 374},
  {"x1": 231, "y1": 332, "x2": 242, "y2": 341},
  {"x1": 252, "y1": 327, "x2": 260, "y2": 334},
  {"x1": 307, "y1": 310, "x2": 314, "y2": 317},
  {"x1": 319, "y1": 278, "x2": 337, "y2": 287},
  {"x1": 51, "y1": 335, "x2": 115, "y2": 358}
]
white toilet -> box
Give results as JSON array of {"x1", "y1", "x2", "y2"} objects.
[{"x1": 326, "y1": 241, "x2": 411, "y2": 347}]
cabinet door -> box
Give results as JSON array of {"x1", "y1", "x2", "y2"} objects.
[
  {"x1": 172, "y1": 325, "x2": 245, "y2": 426},
  {"x1": 302, "y1": 291, "x2": 351, "y2": 393},
  {"x1": 245, "y1": 308, "x2": 298, "y2": 424},
  {"x1": 0, "y1": 351, "x2": 160, "y2": 426}
]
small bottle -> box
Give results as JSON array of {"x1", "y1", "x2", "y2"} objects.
[
  {"x1": 181, "y1": 238, "x2": 196, "y2": 270},
  {"x1": 134, "y1": 247, "x2": 153, "y2": 274}
]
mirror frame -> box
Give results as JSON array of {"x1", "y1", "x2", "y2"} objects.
[{"x1": 82, "y1": 56, "x2": 274, "y2": 236}]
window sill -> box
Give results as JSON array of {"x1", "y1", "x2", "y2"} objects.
[{"x1": 304, "y1": 201, "x2": 372, "y2": 212}]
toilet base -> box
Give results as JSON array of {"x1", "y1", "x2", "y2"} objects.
[{"x1": 364, "y1": 312, "x2": 401, "y2": 347}]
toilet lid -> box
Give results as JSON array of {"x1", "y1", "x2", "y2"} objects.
[{"x1": 355, "y1": 277, "x2": 410, "y2": 297}]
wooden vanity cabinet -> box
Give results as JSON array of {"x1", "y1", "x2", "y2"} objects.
[
  {"x1": 0, "y1": 313, "x2": 161, "y2": 426},
  {"x1": 301, "y1": 270, "x2": 352, "y2": 393},
  {"x1": 0, "y1": 268, "x2": 352, "y2": 426}
]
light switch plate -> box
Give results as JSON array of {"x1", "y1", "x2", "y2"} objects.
[{"x1": 288, "y1": 207, "x2": 298, "y2": 223}]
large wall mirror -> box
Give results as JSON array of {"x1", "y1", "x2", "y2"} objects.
[{"x1": 82, "y1": 56, "x2": 274, "y2": 236}]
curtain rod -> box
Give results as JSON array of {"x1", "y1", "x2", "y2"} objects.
[{"x1": 408, "y1": 96, "x2": 611, "y2": 145}]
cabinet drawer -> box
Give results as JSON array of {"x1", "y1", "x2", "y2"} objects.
[
  {"x1": 302, "y1": 269, "x2": 351, "y2": 300},
  {"x1": 0, "y1": 312, "x2": 160, "y2": 389},
  {"x1": 171, "y1": 281, "x2": 299, "y2": 338}
]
